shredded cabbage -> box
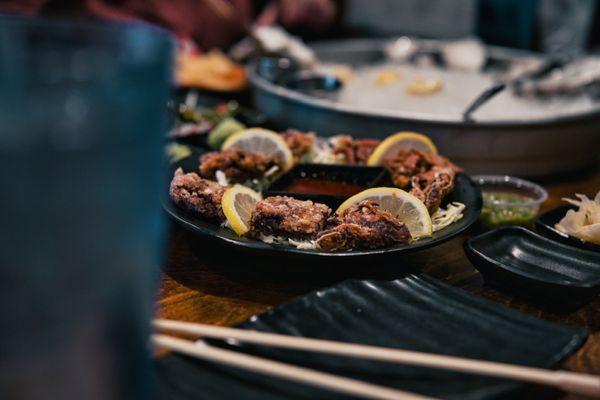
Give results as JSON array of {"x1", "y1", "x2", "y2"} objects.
[
  {"x1": 432, "y1": 202, "x2": 466, "y2": 232},
  {"x1": 215, "y1": 166, "x2": 280, "y2": 192},
  {"x1": 215, "y1": 170, "x2": 229, "y2": 186},
  {"x1": 303, "y1": 137, "x2": 347, "y2": 164},
  {"x1": 555, "y1": 191, "x2": 600, "y2": 245},
  {"x1": 259, "y1": 234, "x2": 317, "y2": 249},
  {"x1": 264, "y1": 165, "x2": 280, "y2": 177}
]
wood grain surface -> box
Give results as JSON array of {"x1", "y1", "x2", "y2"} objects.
[{"x1": 157, "y1": 169, "x2": 600, "y2": 399}]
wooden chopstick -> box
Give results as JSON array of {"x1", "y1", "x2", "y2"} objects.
[
  {"x1": 154, "y1": 319, "x2": 600, "y2": 397},
  {"x1": 152, "y1": 334, "x2": 434, "y2": 400}
]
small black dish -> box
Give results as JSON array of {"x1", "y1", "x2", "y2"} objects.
[
  {"x1": 534, "y1": 205, "x2": 600, "y2": 252},
  {"x1": 465, "y1": 226, "x2": 600, "y2": 310},
  {"x1": 263, "y1": 164, "x2": 390, "y2": 209}
]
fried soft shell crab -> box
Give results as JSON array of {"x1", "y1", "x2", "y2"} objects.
[{"x1": 169, "y1": 129, "x2": 465, "y2": 251}]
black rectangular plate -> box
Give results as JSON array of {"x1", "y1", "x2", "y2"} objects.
[
  {"x1": 264, "y1": 163, "x2": 390, "y2": 209},
  {"x1": 465, "y1": 226, "x2": 600, "y2": 309},
  {"x1": 155, "y1": 275, "x2": 587, "y2": 399},
  {"x1": 534, "y1": 205, "x2": 600, "y2": 253}
]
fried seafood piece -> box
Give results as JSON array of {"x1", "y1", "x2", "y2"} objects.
[
  {"x1": 199, "y1": 148, "x2": 280, "y2": 183},
  {"x1": 384, "y1": 149, "x2": 461, "y2": 188},
  {"x1": 384, "y1": 149, "x2": 429, "y2": 187},
  {"x1": 332, "y1": 135, "x2": 381, "y2": 165},
  {"x1": 169, "y1": 168, "x2": 225, "y2": 222},
  {"x1": 409, "y1": 167, "x2": 456, "y2": 213},
  {"x1": 316, "y1": 200, "x2": 412, "y2": 251},
  {"x1": 250, "y1": 196, "x2": 331, "y2": 239},
  {"x1": 281, "y1": 129, "x2": 316, "y2": 162},
  {"x1": 384, "y1": 149, "x2": 462, "y2": 213}
]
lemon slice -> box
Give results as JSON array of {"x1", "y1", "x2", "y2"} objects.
[
  {"x1": 367, "y1": 132, "x2": 437, "y2": 166},
  {"x1": 337, "y1": 187, "x2": 432, "y2": 239},
  {"x1": 222, "y1": 127, "x2": 294, "y2": 171},
  {"x1": 222, "y1": 185, "x2": 262, "y2": 236}
]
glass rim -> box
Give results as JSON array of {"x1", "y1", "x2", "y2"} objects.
[{"x1": 472, "y1": 174, "x2": 549, "y2": 206}]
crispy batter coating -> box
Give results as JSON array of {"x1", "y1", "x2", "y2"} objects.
[
  {"x1": 316, "y1": 200, "x2": 412, "y2": 251},
  {"x1": 384, "y1": 149, "x2": 461, "y2": 187},
  {"x1": 384, "y1": 149, "x2": 430, "y2": 187},
  {"x1": 332, "y1": 135, "x2": 380, "y2": 165},
  {"x1": 169, "y1": 168, "x2": 225, "y2": 222},
  {"x1": 250, "y1": 196, "x2": 331, "y2": 239},
  {"x1": 199, "y1": 148, "x2": 280, "y2": 183},
  {"x1": 281, "y1": 129, "x2": 316, "y2": 162},
  {"x1": 409, "y1": 167, "x2": 456, "y2": 213},
  {"x1": 384, "y1": 149, "x2": 462, "y2": 213}
]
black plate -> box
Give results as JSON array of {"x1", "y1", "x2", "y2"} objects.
[
  {"x1": 465, "y1": 226, "x2": 600, "y2": 309},
  {"x1": 264, "y1": 164, "x2": 390, "y2": 209},
  {"x1": 165, "y1": 157, "x2": 482, "y2": 258},
  {"x1": 155, "y1": 275, "x2": 587, "y2": 399},
  {"x1": 534, "y1": 205, "x2": 600, "y2": 252}
]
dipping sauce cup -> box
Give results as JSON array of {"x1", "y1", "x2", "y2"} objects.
[{"x1": 473, "y1": 175, "x2": 548, "y2": 227}]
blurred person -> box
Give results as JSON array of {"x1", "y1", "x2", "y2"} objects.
[
  {"x1": 340, "y1": 0, "x2": 596, "y2": 52},
  {"x1": 0, "y1": 0, "x2": 338, "y2": 51},
  {"x1": 479, "y1": 0, "x2": 595, "y2": 52},
  {"x1": 342, "y1": 0, "x2": 477, "y2": 39}
]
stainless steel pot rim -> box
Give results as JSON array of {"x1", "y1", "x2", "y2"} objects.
[{"x1": 248, "y1": 60, "x2": 600, "y2": 128}]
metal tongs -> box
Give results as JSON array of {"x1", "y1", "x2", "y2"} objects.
[{"x1": 462, "y1": 55, "x2": 572, "y2": 122}]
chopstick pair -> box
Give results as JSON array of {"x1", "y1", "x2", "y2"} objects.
[
  {"x1": 153, "y1": 334, "x2": 430, "y2": 400},
  {"x1": 153, "y1": 319, "x2": 600, "y2": 399}
]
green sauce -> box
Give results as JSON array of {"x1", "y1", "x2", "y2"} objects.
[{"x1": 480, "y1": 191, "x2": 537, "y2": 227}]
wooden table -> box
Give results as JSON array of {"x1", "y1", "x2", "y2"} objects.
[{"x1": 157, "y1": 170, "x2": 600, "y2": 399}]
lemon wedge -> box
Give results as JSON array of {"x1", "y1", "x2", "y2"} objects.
[
  {"x1": 367, "y1": 132, "x2": 437, "y2": 166},
  {"x1": 221, "y1": 185, "x2": 262, "y2": 236},
  {"x1": 337, "y1": 187, "x2": 432, "y2": 239},
  {"x1": 222, "y1": 127, "x2": 294, "y2": 171}
]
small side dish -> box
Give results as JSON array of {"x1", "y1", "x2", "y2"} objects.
[
  {"x1": 474, "y1": 175, "x2": 547, "y2": 227},
  {"x1": 465, "y1": 226, "x2": 600, "y2": 309},
  {"x1": 169, "y1": 129, "x2": 470, "y2": 252},
  {"x1": 264, "y1": 164, "x2": 389, "y2": 209},
  {"x1": 555, "y1": 191, "x2": 600, "y2": 245},
  {"x1": 282, "y1": 178, "x2": 366, "y2": 197}
]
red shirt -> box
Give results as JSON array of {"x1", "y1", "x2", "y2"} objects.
[{"x1": 0, "y1": 0, "x2": 253, "y2": 50}]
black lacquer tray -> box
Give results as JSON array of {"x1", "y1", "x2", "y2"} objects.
[{"x1": 155, "y1": 275, "x2": 587, "y2": 399}]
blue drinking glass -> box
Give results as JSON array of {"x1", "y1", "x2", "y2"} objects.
[{"x1": 0, "y1": 16, "x2": 172, "y2": 399}]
